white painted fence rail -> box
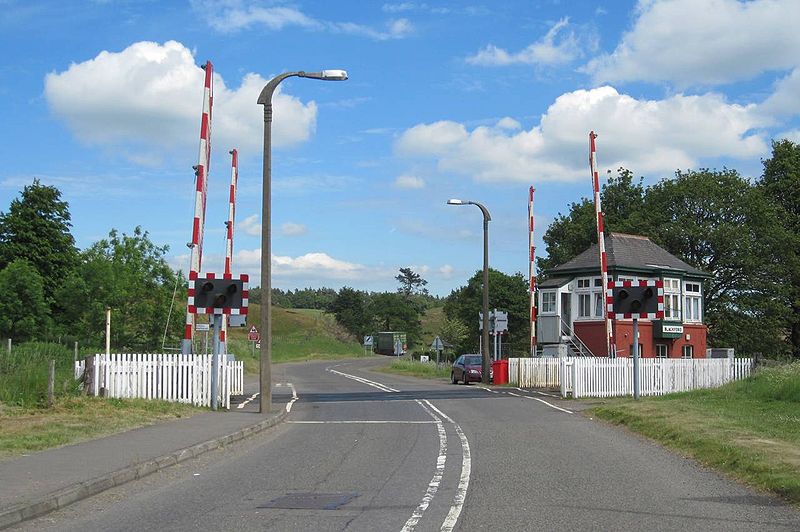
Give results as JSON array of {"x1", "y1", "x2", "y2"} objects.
[
  {"x1": 76, "y1": 354, "x2": 244, "y2": 409},
  {"x1": 508, "y1": 357, "x2": 752, "y2": 399}
]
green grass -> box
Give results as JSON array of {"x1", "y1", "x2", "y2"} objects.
[
  {"x1": 590, "y1": 362, "x2": 800, "y2": 505},
  {"x1": 226, "y1": 305, "x2": 367, "y2": 373},
  {"x1": 378, "y1": 357, "x2": 452, "y2": 380},
  {"x1": 0, "y1": 396, "x2": 201, "y2": 457}
]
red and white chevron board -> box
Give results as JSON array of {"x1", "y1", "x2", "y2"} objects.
[
  {"x1": 187, "y1": 273, "x2": 249, "y2": 315},
  {"x1": 606, "y1": 279, "x2": 664, "y2": 320}
]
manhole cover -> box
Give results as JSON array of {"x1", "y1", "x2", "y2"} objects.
[{"x1": 259, "y1": 492, "x2": 359, "y2": 510}]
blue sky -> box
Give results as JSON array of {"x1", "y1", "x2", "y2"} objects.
[{"x1": 1, "y1": 0, "x2": 799, "y2": 296}]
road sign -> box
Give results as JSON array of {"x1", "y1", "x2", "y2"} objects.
[
  {"x1": 255, "y1": 342, "x2": 261, "y2": 349},
  {"x1": 248, "y1": 326, "x2": 260, "y2": 342},
  {"x1": 363, "y1": 335, "x2": 374, "y2": 347},
  {"x1": 431, "y1": 336, "x2": 444, "y2": 350},
  {"x1": 195, "y1": 323, "x2": 210, "y2": 332}
]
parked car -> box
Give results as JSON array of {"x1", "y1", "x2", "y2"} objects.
[{"x1": 451, "y1": 354, "x2": 492, "y2": 384}]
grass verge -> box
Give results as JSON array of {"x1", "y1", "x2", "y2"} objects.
[
  {"x1": 377, "y1": 357, "x2": 452, "y2": 380},
  {"x1": 589, "y1": 362, "x2": 800, "y2": 506},
  {"x1": 0, "y1": 396, "x2": 201, "y2": 458}
]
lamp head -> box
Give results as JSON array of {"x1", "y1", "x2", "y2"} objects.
[
  {"x1": 447, "y1": 199, "x2": 464, "y2": 205},
  {"x1": 301, "y1": 69, "x2": 348, "y2": 81}
]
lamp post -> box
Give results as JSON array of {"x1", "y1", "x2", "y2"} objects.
[
  {"x1": 257, "y1": 70, "x2": 347, "y2": 414},
  {"x1": 447, "y1": 199, "x2": 492, "y2": 384}
]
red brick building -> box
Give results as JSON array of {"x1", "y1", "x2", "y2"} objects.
[{"x1": 536, "y1": 233, "x2": 711, "y2": 358}]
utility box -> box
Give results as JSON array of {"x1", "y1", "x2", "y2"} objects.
[
  {"x1": 537, "y1": 315, "x2": 562, "y2": 344},
  {"x1": 707, "y1": 348, "x2": 734, "y2": 359}
]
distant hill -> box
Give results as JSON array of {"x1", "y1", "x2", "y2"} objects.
[{"x1": 226, "y1": 306, "x2": 365, "y2": 372}]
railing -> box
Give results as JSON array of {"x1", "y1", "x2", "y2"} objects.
[
  {"x1": 508, "y1": 357, "x2": 753, "y2": 398},
  {"x1": 560, "y1": 319, "x2": 596, "y2": 357},
  {"x1": 76, "y1": 353, "x2": 244, "y2": 409}
]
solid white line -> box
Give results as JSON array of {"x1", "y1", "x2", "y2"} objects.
[
  {"x1": 285, "y1": 383, "x2": 298, "y2": 413},
  {"x1": 237, "y1": 392, "x2": 259, "y2": 409},
  {"x1": 402, "y1": 400, "x2": 447, "y2": 532},
  {"x1": 421, "y1": 401, "x2": 471, "y2": 532},
  {"x1": 287, "y1": 420, "x2": 438, "y2": 424},
  {"x1": 507, "y1": 392, "x2": 573, "y2": 414},
  {"x1": 326, "y1": 368, "x2": 399, "y2": 393}
]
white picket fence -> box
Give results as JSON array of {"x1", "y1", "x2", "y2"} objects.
[
  {"x1": 75, "y1": 353, "x2": 244, "y2": 409},
  {"x1": 508, "y1": 357, "x2": 752, "y2": 399}
]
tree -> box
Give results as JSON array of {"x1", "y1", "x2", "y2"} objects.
[
  {"x1": 369, "y1": 292, "x2": 422, "y2": 347},
  {"x1": 329, "y1": 287, "x2": 370, "y2": 338},
  {"x1": 760, "y1": 139, "x2": 800, "y2": 358},
  {"x1": 77, "y1": 227, "x2": 184, "y2": 350},
  {"x1": 443, "y1": 269, "x2": 529, "y2": 356},
  {"x1": 0, "y1": 179, "x2": 78, "y2": 297},
  {"x1": 396, "y1": 267, "x2": 428, "y2": 296},
  {"x1": 0, "y1": 260, "x2": 50, "y2": 341}
]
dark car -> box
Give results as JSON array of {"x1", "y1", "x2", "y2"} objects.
[{"x1": 451, "y1": 354, "x2": 491, "y2": 384}]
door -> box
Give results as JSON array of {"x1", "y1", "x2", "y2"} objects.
[{"x1": 560, "y1": 292, "x2": 572, "y2": 336}]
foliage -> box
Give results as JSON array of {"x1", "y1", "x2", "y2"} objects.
[
  {"x1": 369, "y1": 291, "x2": 423, "y2": 347},
  {"x1": 0, "y1": 179, "x2": 78, "y2": 297},
  {"x1": 328, "y1": 287, "x2": 371, "y2": 338},
  {"x1": 443, "y1": 268, "x2": 529, "y2": 356},
  {"x1": 0, "y1": 260, "x2": 50, "y2": 342},
  {"x1": 439, "y1": 316, "x2": 468, "y2": 352},
  {"x1": 0, "y1": 342, "x2": 80, "y2": 407},
  {"x1": 396, "y1": 267, "x2": 429, "y2": 296},
  {"x1": 760, "y1": 140, "x2": 800, "y2": 358}
]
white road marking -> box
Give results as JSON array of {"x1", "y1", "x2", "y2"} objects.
[
  {"x1": 326, "y1": 367, "x2": 399, "y2": 393},
  {"x1": 424, "y1": 400, "x2": 471, "y2": 532},
  {"x1": 513, "y1": 386, "x2": 559, "y2": 398},
  {"x1": 237, "y1": 392, "x2": 259, "y2": 409},
  {"x1": 285, "y1": 383, "x2": 298, "y2": 413},
  {"x1": 507, "y1": 391, "x2": 573, "y2": 414},
  {"x1": 477, "y1": 386, "x2": 498, "y2": 394},
  {"x1": 287, "y1": 420, "x2": 438, "y2": 424},
  {"x1": 402, "y1": 400, "x2": 448, "y2": 532}
]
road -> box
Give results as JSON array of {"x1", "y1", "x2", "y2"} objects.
[{"x1": 18, "y1": 358, "x2": 800, "y2": 531}]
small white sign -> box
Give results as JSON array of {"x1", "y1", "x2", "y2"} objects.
[
  {"x1": 195, "y1": 323, "x2": 210, "y2": 332},
  {"x1": 663, "y1": 324, "x2": 684, "y2": 334},
  {"x1": 420, "y1": 355, "x2": 430, "y2": 363},
  {"x1": 255, "y1": 342, "x2": 261, "y2": 349},
  {"x1": 363, "y1": 335, "x2": 374, "y2": 347}
]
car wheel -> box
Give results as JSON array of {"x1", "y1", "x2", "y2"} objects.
[{"x1": 451, "y1": 372, "x2": 457, "y2": 384}]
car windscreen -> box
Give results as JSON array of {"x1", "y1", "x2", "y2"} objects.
[{"x1": 464, "y1": 356, "x2": 482, "y2": 366}]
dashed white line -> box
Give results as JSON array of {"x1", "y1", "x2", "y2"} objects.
[
  {"x1": 326, "y1": 367, "x2": 399, "y2": 392},
  {"x1": 288, "y1": 420, "x2": 438, "y2": 424},
  {"x1": 507, "y1": 391, "x2": 573, "y2": 414},
  {"x1": 236, "y1": 392, "x2": 259, "y2": 409},
  {"x1": 285, "y1": 383, "x2": 298, "y2": 413}
]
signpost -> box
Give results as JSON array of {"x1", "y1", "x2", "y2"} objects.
[
  {"x1": 363, "y1": 335, "x2": 373, "y2": 357},
  {"x1": 248, "y1": 326, "x2": 260, "y2": 357},
  {"x1": 431, "y1": 336, "x2": 444, "y2": 365}
]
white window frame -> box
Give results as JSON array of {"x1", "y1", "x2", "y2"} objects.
[
  {"x1": 577, "y1": 292, "x2": 592, "y2": 318},
  {"x1": 593, "y1": 292, "x2": 604, "y2": 318},
  {"x1": 663, "y1": 277, "x2": 682, "y2": 321},
  {"x1": 576, "y1": 277, "x2": 603, "y2": 320},
  {"x1": 682, "y1": 345, "x2": 694, "y2": 359},
  {"x1": 655, "y1": 344, "x2": 668, "y2": 358},
  {"x1": 541, "y1": 291, "x2": 557, "y2": 314},
  {"x1": 684, "y1": 282, "x2": 702, "y2": 323}
]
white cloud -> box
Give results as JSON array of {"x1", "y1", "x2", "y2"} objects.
[
  {"x1": 467, "y1": 17, "x2": 581, "y2": 66},
  {"x1": 44, "y1": 41, "x2": 317, "y2": 162},
  {"x1": 239, "y1": 214, "x2": 261, "y2": 236},
  {"x1": 439, "y1": 264, "x2": 455, "y2": 279},
  {"x1": 395, "y1": 87, "x2": 770, "y2": 182},
  {"x1": 760, "y1": 68, "x2": 800, "y2": 118},
  {"x1": 584, "y1": 0, "x2": 800, "y2": 86},
  {"x1": 280, "y1": 222, "x2": 307, "y2": 236},
  {"x1": 777, "y1": 129, "x2": 800, "y2": 143},
  {"x1": 194, "y1": 0, "x2": 412, "y2": 40},
  {"x1": 394, "y1": 174, "x2": 425, "y2": 189}
]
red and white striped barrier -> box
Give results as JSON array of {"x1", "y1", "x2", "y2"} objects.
[
  {"x1": 529, "y1": 186, "x2": 537, "y2": 356},
  {"x1": 589, "y1": 131, "x2": 614, "y2": 355}
]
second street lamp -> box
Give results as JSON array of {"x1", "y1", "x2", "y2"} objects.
[
  {"x1": 258, "y1": 70, "x2": 348, "y2": 414},
  {"x1": 447, "y1": 198, "x2": 492, "y2": 384}
]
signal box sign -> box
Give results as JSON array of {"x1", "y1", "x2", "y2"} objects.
[
  {"x1": 188, "y1": 273, "x2": 249, "y2": 315},
  {"x1": 607, "y1": 279, "x2": 664, "y2": 320}
]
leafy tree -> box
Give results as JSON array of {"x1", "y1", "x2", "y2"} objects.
[
  {"x1": 443, "y1": 269, "x2": 529, "y2": 356},
  {"x1": 0, "y1": 260, "x2": 50, "y2": 341},
  {"x1": 77, "y1": 227, "x2": 183, "y2": 350},
  {"x1": 329, "y1": 287, "x2": 370, "y2": 338},
  {"x1": 369, "y1": 292, "x2": 422, "y2": 347},
  {"x1": 439, "y1": 316, "x2": 468, "y2": 361},
  {"x1": 396, "y1": 267, "x2": 429, "y2": 296},
  {"x1": 760, "y1": 139, "x2": 800, "y2": 358},
  {"x1": 0, "y1": 179, "x2": 78, "y2": 297}
]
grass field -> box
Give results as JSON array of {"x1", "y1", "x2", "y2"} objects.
[
  {"x1": 225, "y1": 305, "x2": 366, "y2": 373},
  {"x1": 590, "y1": 362, "x2": 800, "y2": 505},
  {"x1": 378, "y1": 357, "x2": 452, "y2": 380}
]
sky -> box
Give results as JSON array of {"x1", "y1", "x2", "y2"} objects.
[{"x1": 1, "y1": 0, "x2": 799, "y2": 297}]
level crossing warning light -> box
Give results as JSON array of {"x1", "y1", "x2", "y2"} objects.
[
  {"x1": 606, "y1": 280, "x2": 664, "y2": 319},
  {"x1": 188, "y1": 273, "x2": 249, "y2": 315}
]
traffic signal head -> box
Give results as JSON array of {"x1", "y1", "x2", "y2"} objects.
[
  {"x1": 194, "y1": 277, "x2": 244, "y2": 310},
  {"x1": 608, "y1": 281, "x2": 663, "y2": 319}
]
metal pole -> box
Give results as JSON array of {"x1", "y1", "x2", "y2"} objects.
[
  {"x1": 74, "y1": 341, "x2": 78, "y2": 363},
  {"x1": 212, "y1": 314, "x2": 222, "y2": 410},
  {"x1": 7, "y1": 338, "x2": 11, "y2": 357},
  {"x1": 633, "y1": 318, "x2": 640, "y2": 400},
  {"x1": 105, "y1": 307, "x2": 111, "y2": 356},
  {"x1": 481, "y1": 210, "x2": 490, "y2": 384}
]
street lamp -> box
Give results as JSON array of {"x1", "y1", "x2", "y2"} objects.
[
  {"x1": 446, "y1": 198, "x2": 492, "y2": 384},
  {"x1": 258, "y1": 70, "x2": 348, "y2": 414}
]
